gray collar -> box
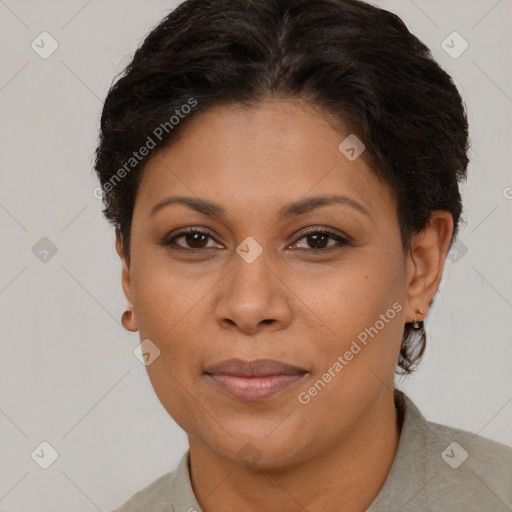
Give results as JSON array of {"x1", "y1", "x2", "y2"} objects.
[{"x1": 366, "y1": 390, "x2": 430, "y2": 511}]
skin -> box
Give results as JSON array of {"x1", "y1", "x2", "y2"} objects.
[{"x1": 116, "y1": 98, "x2": 453, "y2": 512}]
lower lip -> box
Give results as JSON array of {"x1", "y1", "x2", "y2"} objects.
[{"x1": 205, "y1": 373, "x2": 308, "y2": 402}]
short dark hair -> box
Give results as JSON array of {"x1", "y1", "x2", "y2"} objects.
[{"x1": 94, "y1": 0, "x2": 470, "y2": 373}]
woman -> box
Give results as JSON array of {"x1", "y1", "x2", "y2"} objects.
[{"x1": 94, "y1": 0, "x2": 512, "y2": 510}]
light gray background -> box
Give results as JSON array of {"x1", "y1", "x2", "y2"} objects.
[{"x1": 1, "y1": 0, "x2": 511, "y2": 510}]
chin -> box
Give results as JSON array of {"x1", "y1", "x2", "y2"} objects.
[{"x1": 194, "y1": 423, "x2": 313, "y2": 469}]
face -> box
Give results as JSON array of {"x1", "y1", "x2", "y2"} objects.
[{"x1": 117, "y1": 99, "x2": 446, "y2": 468}]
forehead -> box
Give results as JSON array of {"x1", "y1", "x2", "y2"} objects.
[{"x1": 134, "y1": 99, "x2": 396, "y2": 222}]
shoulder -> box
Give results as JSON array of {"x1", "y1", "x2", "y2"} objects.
[
  {"x1": 111, "y1": 471, "x2": 174, "y2": 512},
  {"x1": 403, "y1": 393, "x2": 512, "y2": 510},
  {"x1": 427, "y1": 416, "x2": 512, "y2": 469},
  {"x1": 424, "y1": 418, "x2": 512, "y2": 500}
]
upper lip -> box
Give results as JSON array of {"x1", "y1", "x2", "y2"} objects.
[{"x1": 204, "y1": 358, "x2": 308, "y2": 377}]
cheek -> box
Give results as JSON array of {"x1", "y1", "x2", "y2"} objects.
[
  {"x1": 290, "y1": 261, "x2": 405, "y2": 449},
  {"x1": 302, "y1": 250, "x2": 406, "y2": 387},
  {"x1": 130, "y1": 261, "x2": 209, "y2": 433},
  {"x1": 300, "y1": 252, "x2": 405, "y2": 339},
  {"x1": 129, "y1": 254, "x2": 207, "y2": 380},
  {"x1": 130, "y1": 251, "x2": 213, "y2": 339}
]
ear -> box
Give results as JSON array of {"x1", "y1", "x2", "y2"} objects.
[
  {"x1": 404, "y1": 211, "x2": 454, "y2": 323},
  {"x1": 115, "y1": 228, "x2": 138, "y2": 331}
]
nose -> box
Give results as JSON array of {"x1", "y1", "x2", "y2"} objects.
[{"x1": 215, "y1": 253, "x2": 293, "y2": 334}]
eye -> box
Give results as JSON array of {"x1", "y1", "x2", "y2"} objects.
[
  {"x1": 162, "y1": 226, "x2": 351, "y2": 253},
  {"x1": 290, "y1": 227, "x2": 351, "y2": 251},
  {"x1": 163, "y1": 228, "x2": 221, "y2": 251}
]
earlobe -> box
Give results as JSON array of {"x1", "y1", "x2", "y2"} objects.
[
  {"x1": 404, "y1": 211, "x2": 454, "y2": 323},
  {"x1": 121, "y1": 308, "x2": 138, "y2": 332}
]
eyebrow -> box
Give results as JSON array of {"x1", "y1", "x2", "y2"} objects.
[{"x1": 149, "y1": 194, "x2": 371, "y2": 220}]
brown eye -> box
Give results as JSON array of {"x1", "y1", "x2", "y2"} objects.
[
  {"x1": 163, "y1": 229, "x2": 220, "y2": 250},
  {"x1": 180, "y1": 232, "x2": 209, "y2": 249},
  {"x1": 305, "y1": 232, "x2": 330, "y2": 249},
  {"x1": 291, "y1": 228, "x2": 350, "y2": 251}
]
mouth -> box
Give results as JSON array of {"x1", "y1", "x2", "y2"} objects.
[{"x1": 203, "y1": 358, "x2": 309, "y2": 402}]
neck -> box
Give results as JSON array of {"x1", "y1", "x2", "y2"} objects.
[{"x1": 188, "y1": 390, "x2": 401, "y2": 512}]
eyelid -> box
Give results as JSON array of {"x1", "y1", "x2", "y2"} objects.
[
  {"x1": 163, "y1": 227, "x2": 221, "y2": 249},
  {"x1": 289, "y1": 226, "x2": 351, "y2": 250},
  {"x1": 294, "y1": 225, "x2": 350, "y2": 242}
]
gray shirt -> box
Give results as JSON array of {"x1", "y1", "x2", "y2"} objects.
[{"x1": 112, "y1": 391, "x2": 512, "y2": 511}]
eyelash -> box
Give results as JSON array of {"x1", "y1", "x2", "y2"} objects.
[{"x1": 162, "y1": 226, "x2": 351, "y2": 253}]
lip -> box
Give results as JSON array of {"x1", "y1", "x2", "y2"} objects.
[{"x1": 203, "y1": 358, "x2": 309, "y2": 402}]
